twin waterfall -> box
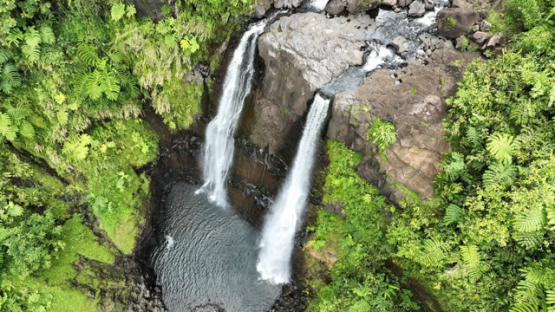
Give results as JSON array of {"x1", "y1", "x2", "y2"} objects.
[
  {"x1": 198, "y1": 14, "x2": 330, "y2": 285},
  {"x1": 197, "y1": 20, "x2": 268, "y2": 207},
  {"x1": 256, "y1": 95, "x2": 330, "y2": 284}
]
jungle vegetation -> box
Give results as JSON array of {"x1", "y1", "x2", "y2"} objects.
[
  {"x1": 0, "y1": 0, "x2": 255, "y2": 310},
  {"x1": 306, "y1": 0, "x2": 555, "y2": 311}
]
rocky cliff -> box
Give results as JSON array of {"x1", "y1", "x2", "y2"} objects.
[{"x1": 249, "y1": 5, "x2": 487, "y2": 204}]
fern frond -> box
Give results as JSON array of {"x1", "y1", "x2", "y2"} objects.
[
  {"x1": 39, "y1": 25, "x2": 55, "y2": 45},
  {"x1": 442, "y1": 152, "x2": 466, "y2": 181},
  {"x1": 77, "y1": 44, "x2": 99, "y2": 66},
  {"x1": 85, "y1": 71, "x2": 104, "y2": 100},
  {"x1": 510, "y1": 302, "x2": 540, "y2": 312},
  {"x1": 21, "y1": 44, "x2": 41, "y2": 64},
  {"x1": 1, "y1": 63, "x2": 21, "y2": 94},
  {"x1": 417, "y1": 238, "x2": 447, "y2": 267},
  {"x1": 111, "y1": 3, "x2": 126, "y2": 21},
  {"x1": 23, "y1": 26, "x2": 42, "y2": 47},
  {"x1": 460, "y1": 245, "x2": 481, "y2": 280},
  {"x1": 100, "y1": 71, "x2": 120, "y2": 101},
  {"x1": 19, "y1": 121, "x2": 35, "y2": 139},
  {"x1": 466, "y1": 126, "x2": 482, "y2": 147},
  {"x1": 514, "y1": 231, "x2": 542, "y2": 249},
  {"x1": 483, "y1": 162, "x2": 517, "y2": 187},
  {"x1": 0, "y1": 50, "x2": 13, "y2": 64},
  {"x1": 0, "y1": 113, "x2": 17, "y2": 141},
  {"x1": 515, "y1": 280, "x2": 542, "y2": 306},
  {"x1": 514, "y1": 209, "x2": 547, "y2": 233},
  {"x1": 487, "y1": 133, "x2": 518, "y2": 164},
  {"x1": 443, "y1": 204, "x2": 462, "y2": 226},
  {"x1": 56, "y1": 111, "x2": 69, "y2": 126},
  {"x1": 7, "y1": 105, "x2": 31, "y2": 123},
  {"x1": 349, "y1": 300, "x2": 371, "y2": 312},
  {"x1": 547, "y1": 206, "x2": 555, "y2": 231},
  {"x1": 547, "y1": 289, "x2": 555, "y2": 305}
]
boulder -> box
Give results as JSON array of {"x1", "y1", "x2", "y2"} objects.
[
  {"x1": 398, "y1": 0, "x2": 414, "y2": 7},
  {"x1": 382, "y1": 0, "x2": 397, "y2": 7},
  {"x1": 455, "y1": 35, "x2": 467, "y2": 50},
  {"x1": 479, "y1": 20, "x2": 492, "y2": 32},
  {"x1": 437, "y1": 8, "x2": 480, "y2": 39},
  {"x1": 408, "y1": 1, "x2": 426, "y2": 17},
  {"x1": 326, "y1": 0, "x2": 346, "y2": 15},
  {"x1": 473, "y1": 31, "x2": 489, "y2": 44},
  {"x1": 391, "y1": 35, "x2": 409, "y2": 53},
  {"x1": 346, "y1": 0, "x2": 379, "y2": 14},
  {"x1": 451, "y1": 0, "x2": 472, "y2": 8},
  {"x1": 252, "y1": 0, "x2": 272, "y2": 18},
  {"x1": 251, "y1": 13, "x2": 367, "y2": 153},
  {"x1": 327, "y1": 43, "x2": 481, "y2": 202},
  {"x1": 483, "y1": 32, "x2": 503, "y2": 49}
]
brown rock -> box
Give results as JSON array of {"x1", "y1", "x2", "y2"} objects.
[
  {"x1": 408, "y1": 1, "x2": 426, "y2": 17},
  {"x1": 479, "y1": 20, "x2": 492, "y2": 32},
  {"x1": 455, "y1": 35, "x2": 467, "y2": 50},
  {"x1": 382, "y1": 0, "x2": 397, "y2": 7},
  {"x1": 437, "y1": 8, "x2": 480, "y2": 39},
  {"x1": 398, "y1": 0, "x2": 414, "y2": 7},
  {"x1": 451, "y1": 0, "x2": 472, "y2": 8},
  {"x1": 484, "y1": 32, "x2": 503, "y2": 48},
  {"x1": 308, "y1": 247, "x2": 338, "y2": 268},
  {"x1": 473, "y1": 31, "x2": 489, "y2": 44},
  {"x1": 347, "y1": 0, "x2": 379, "y2": 14},
  {"x1": 326, "y1": 0, "x2": 346, "y2": 15}
]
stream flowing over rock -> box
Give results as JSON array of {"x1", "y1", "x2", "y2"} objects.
[{"x1": 250, "y1": 6, "x2": 483, "y2": 204}]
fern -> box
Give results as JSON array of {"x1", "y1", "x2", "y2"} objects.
[
  {"x1": 487, "y1": 132, "x2": 518, "y2": 164},
  {"x1": 111, "y1": 3, "x2": 126, "y2": 21},
  {"x1": 510, "y1": 302, "x2": 539, "y2": 312},
  {"x1": 100, "y1": 71, "x2": 120, "y2": 101},
  {"x1": 348, "y1": 300, "x2": 371, "y2": 312},
  {"x1": 460, "y1": 244, "x2": 481, "y2": 280},
  {"x1": 1, "y1": 63, "x2": 21, "y2": 94},
  {"x1": 56, "y1": 111, "x2": 68, "y2": 126},
  {"x1": 77, "y1": 45, "x2": 99, "y2": 66},
  {"x1": 547, "y1": 206, "x2": 555, "y2": 231},
  {"x1": 39, "y1": 25, "x2": 55, "y2": 45},
  {"x1": 515, "y1": 279, "x2": 542, "y2": 307},
  {"x1": 514, "y1": 231, "x2": 542, "y2": 249},
  {"x1": 21, "y1": 44, "x2": 41, "y2": 64},
  {"x1": 0, "y1": 113, "x2": 17, "y2": 141},
  {"x1": 417, "y1": 238, "x2": 447, "y2": 267},
  {"x1": 19, "y1": 121, "x2": 35, "y2": 139},
  {"x1": 23, "y1": 27, "x2": 42, "y2": 47},
  {"x1": 84, "y1": 71, "x2": 104, "y2": 100},
  {"x1": 7, "y1": 105, "x2": 31, "y2": 123},
  {"x1": 62, "y1": 134, "x2": 92, "y2": 161},
  {"x1": 443, "y1": 204, "x2": 462, "y2": 226},
  {"x1": 514, "y1": 209, "x2": 547, "y2": 233},
  {"x1": 483, "y1": 162, "x2": 517, "y2": 187},
  {"x1": 466, "y1": 126, "x2": 482, "y2": 147},
  {"x1": 442, "y1": 152, "x2": 466, "y2": 181}
]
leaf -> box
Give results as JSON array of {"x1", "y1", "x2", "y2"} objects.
[
  {"x1": 1, "y1": 63, "x2": 21, "y2": 94},
  {"x1": 483, "y1": 162, "x2": 517, "y2": 187},
  {"x1": 547, "y1": 206, "x2": 555, "y2": 230},
  {"x1": 19, "y1": 121, "x2": 35, "y2": 139},
  {"x1": 460, "y1": 244, "x2": 481, "y2": 280},
  {"x1": 21, "y1": 44, "x2": 41, "y2": 64},
  {"x1": 417, "y1": 238, "x2": 447, "y2": 266},
  {"x1": 510, "y1": 302, "x2": 540, "y2": 312},
  {"x1": 514, "y1": 231, "x2": 542, "y2": 249},
  {"x1": 39, "y1": 25, "x2": 55, "y2": 44},
  {"x1": 443, "y1": 204, "x2": 462, "y2": 226},
  {"x1": 100, "y1": 71, "x2": 120, "y2": 101},
  {"x1": 77, "y1": 44, "x2": 99, "y2": 66},
  {"x1": 0, "y1": 113, "x2": 17, "y2": 141},
  {"x1": 6, "y1": 202, "x2": 23, "y2": 217},
  {"x1": 111, "y1": 3, "x2": 126, "y2": 21},
  {"x1": 84, "y1": 71, "x2": 104, "y2": 100},
  {"x1": 487, "y1": 132, "x2": 518, "y2": 164},
  {"x1": 514, "y1": 209, "x2": 547, "y2": 233},
  {"x1": 57, "y1": 111, "x2": 68, "y2": 126},
  {"x1": 126, "y1": 4, "x2": 137, "y2": 18}
]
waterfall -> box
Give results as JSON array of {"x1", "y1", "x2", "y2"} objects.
[
  {"x1": 257, "y1": 94, "x2": 330, "y2": 284},
  {"x1": 197, "y1": 20, "x2": 268, "y2": 207}
]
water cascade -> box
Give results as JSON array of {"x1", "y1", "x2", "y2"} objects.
[
  {"x1": 197, "y1": 19, "x2": 269, "y2": 207},
  {"x1": 257, "y1": 94, "x2": 331, "y2": 284}
]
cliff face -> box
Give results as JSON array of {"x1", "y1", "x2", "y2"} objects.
[{"x1": 249, "y1": 9, "x2": 482, "y2": 203}]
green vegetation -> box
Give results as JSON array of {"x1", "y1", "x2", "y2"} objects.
[
  {"x1": 367, "y1": 116, "x2": 397, "y2": 159},
  {"x1": 307, "y1": 0, "x2": 555, "y2": 311},
  {"x1": 0, "y1": 0, "x2": 257, "y2": 310}
]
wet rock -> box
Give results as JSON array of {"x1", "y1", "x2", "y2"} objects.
[
  {"x1": 408, "y1": 1, "x2": 426, "y2": 17},
  {"x1": 326, "y1": 0, "x2": 346, "y2": 15},
  {"x1": 253, "y1": 0, "x2": 272, "y2": 18},
  {"x1": 479, "y1": 20, "x2": 492, "y2": 32},
  {"x1": 347, "y1": 0, "x2": 380, "y2": 14},
  {"x1": 251, "y1": 12, "x2": 367, "y2": 153},
  {"x1": 473, "y1": 31, "x2": 489, "y2": 44},
  {"x1": 327, "y1": 44, "x2": 481, "y2": 203},
  {"x1": 382, "y1": 0, "x2": 397, "y2": 7},
  {"x1": 398, "y1": 0, "x2": 413, "y2": 7},
  {"x1": 437, "y1": 8, "x2": 480, "y2": 39},
  {"x1": 391, "y1": 35, "x2": 409, "y2": 53}
]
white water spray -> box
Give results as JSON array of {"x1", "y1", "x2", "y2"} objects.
[
  {"x1": 197, "y1": 20, "x2": 269, "y2": 207},
  {"x1": 257, "y1": 94, "x2": 330, "y2": 284}
]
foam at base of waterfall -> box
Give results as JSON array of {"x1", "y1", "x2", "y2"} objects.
[{"x1": 256, "y1": 94, "x2": 330, "y2": 284}]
